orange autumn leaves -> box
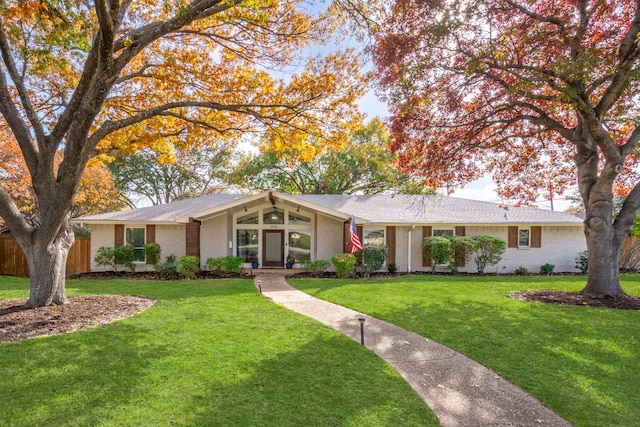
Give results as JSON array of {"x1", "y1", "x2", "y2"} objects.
[{"x1": 0, "y1": 129, "x2": 124, "y2": 223}]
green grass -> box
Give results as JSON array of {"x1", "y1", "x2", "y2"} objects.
[
  {"x1": 290, "y1": 274, "x2": 640, "y2": 427},
  {"x1": 0, "y1": 277, "x2": 437, "y2": 427}
]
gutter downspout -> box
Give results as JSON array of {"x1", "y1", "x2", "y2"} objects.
[{"x1": 408, "y1": 224, "x2": 416, "y2": 273}]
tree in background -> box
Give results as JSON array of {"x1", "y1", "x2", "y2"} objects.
[
  {"x1": 109, "y1": 144, "x2": 234, "y2": 207},
  {"x1": 233, "y1": 119, "x2": 434, "y2": 194},
  {"x1": 374, "y1": 0, "x2": 640, "y2": 297},
  {"x1": 0, "y1": 1, "x2": 365, "y2": 307}
]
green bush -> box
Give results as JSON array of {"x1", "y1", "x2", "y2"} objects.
[
  {"x1": 469, "y1": 235, "x2": 507, "y2": 273},
  {"x1": 154, "y1": 254, "x2": 178, "y2": 278},
  {"x1": 448, "y1": 236, "x2": 473, "y2": 273},
  {"x1": 540, "y1": 263, "x2": 555, "y2": 275},
  {"x1": 302, "y1": 259, "x2": 330, "y2": 276},
  {"x1": 575, "y1": 250, "x2": 588, "y2": 274},
  {"x1": 177, "y1": 256, "x2": 201, "y2": 279},
  {"x1": 206, "y1": 257, "x2": 225, "y2": 271},
  {"x1": 388, "y1": 263, "x2": 398, "y2": 275},
  {"x1": 331, "y1": 253, "x2": 357, "y2": 278},
  {"x1": 223, "y1": 256, "x2": 244, "y2": 273},
  {"x1": 514, "y1": 266, "x2": 529, "y2": 275},
  {"x1": 144, "y1": 243, "x2": 162, "y2": 265},
  {"x1": 206, "y1": 256, "x2": 245, "y2": 273},
  {"x1": 355, "y1": 244, "x2": 388, "y2": 277},
  {"x1": 94, "y1": 245, "x2": 136, "y2": 272},
  {"x1": 422, "y1": 236, "x2": 451, "y2": 272}
]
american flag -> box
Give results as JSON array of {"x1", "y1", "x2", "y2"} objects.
[{"x1": 349, "y1": 217, "x2": 363, "y2": 253}]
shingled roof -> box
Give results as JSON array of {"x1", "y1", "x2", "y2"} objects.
[{"x1": 75, "y1": 192, "x2": 583, "y2": 225}]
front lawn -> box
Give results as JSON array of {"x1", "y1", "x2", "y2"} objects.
[
  {"x1": 290, "y1": 274, "x2": 640, "y2": 427},
  {"x1": 0, "y1": 277, "x2": 437, "y2": 427}
]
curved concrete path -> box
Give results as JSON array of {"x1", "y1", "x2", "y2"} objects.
[{"x1": 254, "y1": 273, "x2": 572, "y2": 427}]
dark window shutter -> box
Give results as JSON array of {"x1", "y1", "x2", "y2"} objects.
[
  {"x1": 357, "y1": 225, "x2": 363, "y2": 244},
  {"x1": 146, "y1": 225, "x2": 156, "y2": 244},
  {"x1": 114, "y1": 224, "x2": 124, "y2": 246},
  {"x1": 422, "y1": 226, "x2": 432, "y2": 267},
  {"x1": 386, "y1": 226, "x2": 396, "y2": 265},
  {"x1": 185, "y1": 219, "x2": 201, "y2": 257},
  {"x1": 508, "y1": 226, "x2": 518, "y2": 248},
  {"x1": 531, "y1": 226, "x2": 542, "y2": 248},
  {"x1": 455, "y1": 226, "x2": 466, "y2": 267},
  {"x1": 145, "y1": 225, "x2": 156, "y2": 264},
  {"x1": 343, "y1": 221, "x2": 350, "y2": 253}
]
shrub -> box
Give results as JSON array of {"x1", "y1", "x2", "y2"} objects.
[
  {"x1": 575, "y1": 250, "x2": 588, "y2": 274},
  {"x1": 177, "y1": 255, "x2": 200, "y2": 279},
  {"x1": 223, "y1": 256, "x2": 244, "y2": 273},
  {"x1": 469, "y1": 235, "x2": 507, "y2": 273},
  {"x1": 355, "y1": 244, "x2": 388, "y2": 277},
  {"x1": 448, "y1": 236, "x2": 473, "y2": 273},
  {"x1": 332, "y1": 253, "x2": 357, "y2": 278},
  {"x1": 206, "y1": 257, "x2": 225, "y2": 271},
  {"x1": 144, "y1": 243, "x2": 162, "y2": 265},
  {"x1": 540, "y1": 263, "x2": 555, "y2": 275},
  {"x1": 514, "y1": 266, "x2": 529, "y2": 275},
  {"x1": 388, "y1": 263, "x2": 398, "y2": 275},
  {"x1": 302, "y1": 259, "x2": 330, "y2": 276},
  {"x1": 422, "y1": 237, "x2": 451, "y2": 272},
  {"x1": 94, "y1": 245, "x2": 136, "y2": 272},
  {"x1": 154, "y1": 254, "x2": 178, "y2": 278}
]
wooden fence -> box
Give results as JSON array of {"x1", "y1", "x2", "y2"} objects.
[{"x1": 0, "y1": 236, "x2": 91, "y2": 278}]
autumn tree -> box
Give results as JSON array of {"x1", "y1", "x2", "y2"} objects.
[
  {"x1": 374, "y1": 0, "x2": 640, "y2": 297},
  {"x1": 0, "y1": 130, "x2": 125, "y2": 223},
  {"x1": 109, "y1": 144, "x2": 234, "y2": 207},
  {"x1": 0, "y1": 1, "x2": 365, "y2": 307},
  {"x1": 233, "y1": 118, "x2": 433, "y2": 194}
]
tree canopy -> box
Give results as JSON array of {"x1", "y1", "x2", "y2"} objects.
[
  {"x1": 374, "y1": 0, "x2": 640, "y2": 296},
  {"x1": 233, "y1": 118, "x2": 433, "y2": 194},
  {"x1": 0, "y1": 0, "x2": 366, "y2": 307}
]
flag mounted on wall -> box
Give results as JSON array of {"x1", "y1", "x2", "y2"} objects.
[{"x1": 349, "y1": 217, "x2": 363, "y2": 253}]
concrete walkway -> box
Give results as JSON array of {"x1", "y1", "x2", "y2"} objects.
[{"x1": 254, "y1": 272, "x2": 572, "y2": 427}]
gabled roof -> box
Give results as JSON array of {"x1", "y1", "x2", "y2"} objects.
[{"x1": 75, "y1": 191, "x2": 584, "y2": 225}]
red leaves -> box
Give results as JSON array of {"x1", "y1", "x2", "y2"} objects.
[{"x1": 374, "y1": 0, "x2": 640, "y2": 204}]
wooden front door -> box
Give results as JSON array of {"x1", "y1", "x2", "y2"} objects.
[{"x1": 262, "y1": 230, "x2": 284, "y2": 267}]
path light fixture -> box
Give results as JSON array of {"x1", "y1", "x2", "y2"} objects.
[
  {"x1": 257, "y1": 280, "x2": 262, "y2": 294},
  {"x1": 359, "y1": 317, "x2": 365, "y2": 345}
]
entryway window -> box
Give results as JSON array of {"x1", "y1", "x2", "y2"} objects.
[
  {"x1": 237, "y1": 211, "x2": 259, "y2": 224},
  {"x1": 263, "y1": 207, "x2": 285, "y2": 224},
  {"x1": 237, "y1": 229, "x2": 258, "y2": 262},
  {"x1": 288, "y1": 231, "x2": 311, "y2": 262}
]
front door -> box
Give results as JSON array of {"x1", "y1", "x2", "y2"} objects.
[{"x1": 262, "y1": 230, "x2": 284, "y2": 267}]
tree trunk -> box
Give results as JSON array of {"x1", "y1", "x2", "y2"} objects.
[
  {"x1": 582, "y1": 221, "x2": 626, "y2": 297},
  {"x1": 23, "y1": 222, "x2": 74, "y2": 307}
]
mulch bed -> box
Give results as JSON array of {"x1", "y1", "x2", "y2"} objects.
[
  {"x1": 0, "y1": 295, "x2": 155, "y2": 342},
  {"x1": 509, "y1": 290, "x2": 640, "y2": 310}
]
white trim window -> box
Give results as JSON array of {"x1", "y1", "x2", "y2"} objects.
[
  {"x1": 518, "y1": 228, "x2": 531, "y2": 248},
  {"x1": 363, "y1": 228, "x2": 385, "y2": 245},
  {"x1": 125, "y1": 227, "x2": 146, "y2": 262},
  {"x1": 433, "y1": 228, "x2": 454, "y2": 237}
]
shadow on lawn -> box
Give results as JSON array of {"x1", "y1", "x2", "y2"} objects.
[
  {"x1": 189, "y1": 334, "x2": 438, "y2": 427},
  {"x1": 366, "y1": 298, "x2": 638, "y2": 427},
  {"x1": 0, "y1": 322, "x2": 175, "y2": 426}
]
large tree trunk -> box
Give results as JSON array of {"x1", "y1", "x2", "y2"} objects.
[
  {"x1": 22, "y1": 221, "x2": 74, "y2": 307},
  {"x1": 575, "y1": 119, "x2": 628, "y2": 298},
  {"x1": 582, "y1": 218, "x2": 626, "y2": 297}
]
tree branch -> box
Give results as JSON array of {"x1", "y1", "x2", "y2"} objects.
[{"x1": 0, "y1": 21, "x2": 46, "y2": 145}]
